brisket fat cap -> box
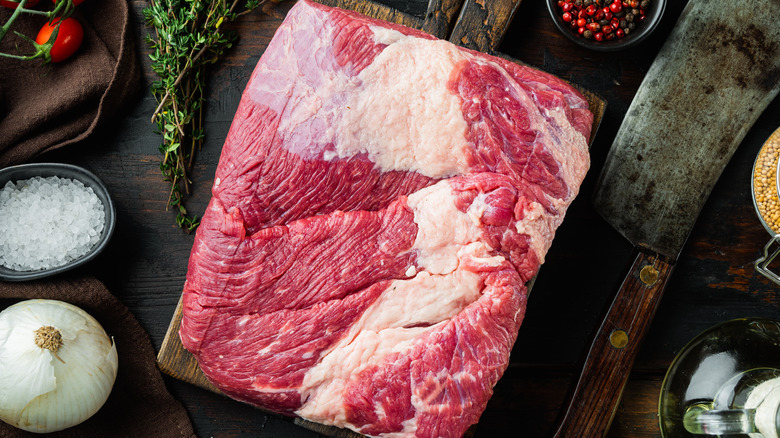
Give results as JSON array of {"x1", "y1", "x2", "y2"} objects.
[{"x1": 180, "y1": 1, "x2": 591, "y2": 437}]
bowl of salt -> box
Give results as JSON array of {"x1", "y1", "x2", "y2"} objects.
[{"x1": 0, "y1": 163, "x2": 116, "y2": 281}]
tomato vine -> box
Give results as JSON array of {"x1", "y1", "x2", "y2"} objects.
[{"x1": 0, "y1": 0, "x2": 81, "y2": 63}]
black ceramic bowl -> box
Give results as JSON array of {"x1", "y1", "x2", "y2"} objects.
[
  {"x1": 0, "y1": 163, "x2": 116, "y2": 281},
  {"x1": 546, "y1": 0, "x2": 666, "y2": 52}
]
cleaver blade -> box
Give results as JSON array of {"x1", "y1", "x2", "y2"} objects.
[{"x1": 554, "y1": 1, "x2": 780, "y2": 437}]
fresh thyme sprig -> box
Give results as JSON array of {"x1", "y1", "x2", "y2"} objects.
[{"x1": 143, "y1": 0, "x2": 269, "y2": 232}]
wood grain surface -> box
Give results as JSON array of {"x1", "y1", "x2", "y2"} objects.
[
  {"x1": 420, "y1": 0, "x2": 463, "y2": 37},
  {"x1": 449, "y1": 0, "x2": 522, "y2": 53},
  {"x1": 17, "y1": 0, "x2": 780, "y2": 436},
  {"x1": 316, "y1": 0, "x2": 423, "y2": 28}
]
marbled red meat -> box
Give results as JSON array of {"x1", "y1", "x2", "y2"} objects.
[{"x1": 180, "y1": 1, "x2": 592, "y2": 436}]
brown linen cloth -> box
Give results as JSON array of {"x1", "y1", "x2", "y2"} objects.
[
  {"x1": 0, "y1": 276, "x2": 196, "y2": 438},
  {"x1": 0, "y1": 0, "x2": 141, "y2": 167}
]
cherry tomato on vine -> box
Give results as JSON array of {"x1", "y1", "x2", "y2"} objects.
[
  {"x1": 35, "y1": 18, "x2": 84, "y2": 63},
  {"x1": 0, "y1": 0, "x2": 39, "y2": 9}
]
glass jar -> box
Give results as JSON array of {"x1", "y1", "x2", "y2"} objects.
[
  {"x1": 659, "y1": 318, "x2": 780, "y2": 437},
  {"x1": 753, "y1": 127, "x2": 780, "y2": 284}
]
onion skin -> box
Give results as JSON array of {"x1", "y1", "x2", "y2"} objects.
[{"x1": 0, "y1": 299, "x2": 118, "y2": 433}]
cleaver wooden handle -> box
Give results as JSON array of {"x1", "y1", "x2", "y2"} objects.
[{"x1": 553, "y1": 250, "x2": 674, "y2": 438}]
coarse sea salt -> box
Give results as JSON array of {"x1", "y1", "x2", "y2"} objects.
[{"x1": 0, "y1": 176, "x2": 106, "y2": 272}]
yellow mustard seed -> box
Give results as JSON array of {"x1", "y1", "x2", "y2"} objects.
[{"x1": 754, "y1": 127, "x2": 780, "y2": 234}]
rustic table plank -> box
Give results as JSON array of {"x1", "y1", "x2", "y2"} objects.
[{"x1": 448, "y1": 0, "x2": 522, "y2": 53}]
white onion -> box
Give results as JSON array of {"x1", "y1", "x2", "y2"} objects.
[{"x1": 0, "y1": 299, "x2": 118, "y2": 433}]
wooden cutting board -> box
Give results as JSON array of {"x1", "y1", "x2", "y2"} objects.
[{"x1": 156, "y1": 0, "x2": 606, "y2": 436}]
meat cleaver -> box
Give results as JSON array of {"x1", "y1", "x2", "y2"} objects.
[{"x1": 553, "y1": 1, "x2": 780, "y2": 436}]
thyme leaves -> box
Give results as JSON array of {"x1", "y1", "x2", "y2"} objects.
[{"x1": 144, "y1": 0, "x2": 269, "y2": 232}]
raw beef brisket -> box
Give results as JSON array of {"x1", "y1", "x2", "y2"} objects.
[{"x1": 180, "y1": 1, "x2": 592, "y2": 436}]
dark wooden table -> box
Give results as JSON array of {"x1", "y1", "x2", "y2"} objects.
[{"x1": 34, "y1": 0, "x2": 780, "y2": 436}]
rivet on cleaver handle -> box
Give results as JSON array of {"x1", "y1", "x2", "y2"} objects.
[{"x1": 554, "y1": 0, "x2": 780, "y2": 436}]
